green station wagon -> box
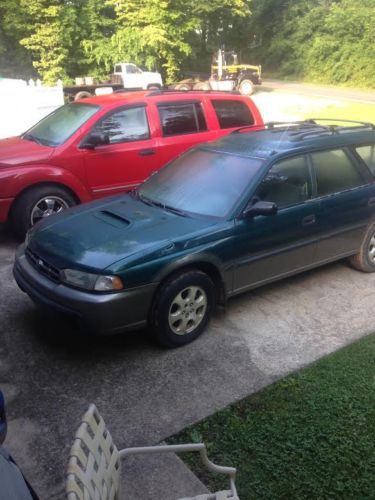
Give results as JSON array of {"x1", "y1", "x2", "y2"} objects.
[{"x1": 14, "y1": 120, "x2": 375, "y2": 347}]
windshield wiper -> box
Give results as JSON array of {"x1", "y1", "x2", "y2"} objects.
[
  {"x1": 162, "y1": 204, "x2": 188, "y2": 217},
  {"x1": 137, "y1": 193, "x2": 188, "y2": 217},
  {"x1": 136, "y1": 192, "x2": 154, "y2": 206},
  {"x1": 22, "y1": 133, "x2": 50, "y2": 146}
]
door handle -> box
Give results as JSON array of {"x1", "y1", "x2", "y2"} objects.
[
  {"x1": 368, "y1": 197, "x2": 375, "y2": 207},
  {"x1": 139, "y1": 148, "x2": 156, "y2": 156},
  {"x1": 302, "y1": 214, "x2": 316, "y2": 226}
]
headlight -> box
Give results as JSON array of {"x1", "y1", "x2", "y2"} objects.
[
  {"x1": 61, "y1": 269, "x2": 123, "y2": 291},
  {"x1": 25, "y1": 229, "x2": 34, "y2": 246}
]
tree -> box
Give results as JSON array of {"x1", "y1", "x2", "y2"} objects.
[
  {"x1": 83, "y1": 0, "x2": 252, "y2": 83},
  {"x1": 0, "y1": 0, "x2": 35, "y2": 79},
  {"x1": 19, "y1": 0, "x2": 68, "y2": 84}
]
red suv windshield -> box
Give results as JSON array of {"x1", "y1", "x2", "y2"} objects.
[{"x1": 23, "y1": 102, "x2": 100, "y2": 147}]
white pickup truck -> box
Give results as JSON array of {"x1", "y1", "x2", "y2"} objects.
[
  {"x1": 113, "y1": 63, "x2": 163, "y2": 90},
  {"x1": 64, "y1": 63, "x2": 163, "y2": 101}
]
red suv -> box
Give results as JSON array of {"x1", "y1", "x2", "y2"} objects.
[{"x1": 0, "y1": 90, "x2": 263, "y2": 237}]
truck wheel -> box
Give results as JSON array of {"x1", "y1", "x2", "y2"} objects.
[
  {"x1": 147, "y1": 84, "x2": 161, "y2": 90},
  {"x1": 174, "y1": 83, "x2": 192, "y2": 91},
  {"x1": 150, "y1": 270, "x2": 215, "y2": 348},
  {"x1": 192, "y1": 81, "x2": 211, "y2": 90},
  {"x1": 238, "y1": 79, "x2": 254, "y2": 96},
  {"x1": 74, "y1": 91, "x2": 92, "y2": 101},
  {"x1": 11, "y1": 185, "x2": 76, "y2": 239}
]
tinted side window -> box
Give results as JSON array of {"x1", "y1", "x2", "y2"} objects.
[
  {"x1": 92, "y1": 106, "x2": 150, "y2": 144},
  {"x1": 158, "y1": 102, "x2": 207, "y2": 136},
  {"x1": 356, "y1": 145, "x2": 375, "y2": 176},
  {"x1": 255, "y1": 156, "x2": 311, "y2": 208},
  {"x1": 311, "y1": 149, "x2": 365, "y2": 196},
  {"x1": 211, "y1": 100, "x2": 254, "y2": 128}
]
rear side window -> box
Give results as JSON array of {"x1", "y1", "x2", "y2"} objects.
[
  {"x1": 356, "y1": 145, "x2": 375, "y2": 176},
  {"x1": 92, "y1": 106, "x2": 150, "y2": 144},
  {"x1": 211, "y1": 99, "x2": 254, "y2": 128},
  {"x1": 158, "y1": 102, "x2": 207, "y2": 136},
  {"x1": 311, "y1": 149, "x2": 365, "y2": 196}
]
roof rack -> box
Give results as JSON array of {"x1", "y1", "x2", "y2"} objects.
[
  {"x1": 147, "y1": 88, "x2": 241, "y2": 97},
  {"x1": 231, "y1": 118, "x2": 375, "y2": 139},
  {"x1": 113, "y1": 88, "x2": 146, "y2": 94},
  {"x1": 231, "y1": 120, "x2": 318, "y2": 135}
]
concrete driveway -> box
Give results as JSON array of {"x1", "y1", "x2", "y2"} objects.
[{"x1": 1, "y1": 226, "x2": 374, "y2": 499}]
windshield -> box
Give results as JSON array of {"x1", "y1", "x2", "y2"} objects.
[
  {"x1": 139, "y1": 149, "x2": 263, "y2": 219},
  {"x1": 23, "y1": 103, "x2": 99, "y2": 147}
]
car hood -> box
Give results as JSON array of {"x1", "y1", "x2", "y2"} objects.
[
  {"x1": 0, "y1": 136, "x2": 53, "y2": 168},
  {"x1": 28, "y1": 194, "x2": 217, "y2": 271}
]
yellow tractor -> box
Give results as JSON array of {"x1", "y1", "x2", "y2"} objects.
[{"x1": 173, "y1": 49, "x2": 262, "y2": 95}]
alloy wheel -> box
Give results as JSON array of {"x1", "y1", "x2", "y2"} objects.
[
  {"x1": 30, "y1": 196, "x2": 69, "y2": 225},
  {"x1": 168, "y1": 286, "x2": 207, "y2": 335}
]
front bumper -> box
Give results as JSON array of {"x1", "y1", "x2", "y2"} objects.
[
  {"x1": 0, "y1": 197, "x2": 13, "y2": 223},
  {"x1": 13, "y1": 245, "x2": 158, "y2": 335}
]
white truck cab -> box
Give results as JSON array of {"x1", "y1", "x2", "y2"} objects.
[{"x1": 113, "y1": 63, "x2": 163, "y2": 90}]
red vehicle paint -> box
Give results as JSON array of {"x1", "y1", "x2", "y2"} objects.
[{"x1": 0, "y1": 90, "x2": 263, "y2": 236}]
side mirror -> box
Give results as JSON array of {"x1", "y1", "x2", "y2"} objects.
[
  {"x1": 243, "y1": 200, "x2": 278, "y2": 218},
  {"x1": 80, "y1": 132, "x2": 110, "y2": 149}
]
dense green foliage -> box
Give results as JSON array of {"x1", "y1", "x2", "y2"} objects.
[
  {"x1": 248, "y1": 0, "x2": 375, "y2": 87},
  {"x1": 170, "y1": 333, "x2": 375, "y2": 498},
  {"x1": 0, "y1": 0, "x2": 374, "y2": 87}
]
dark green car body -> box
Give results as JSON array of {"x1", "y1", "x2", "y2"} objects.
[{"x1": 13, "y1": 122, "x2": 375, "y2": 340}]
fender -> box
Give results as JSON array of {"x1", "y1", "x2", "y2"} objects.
[
  {"x1": 0, "y1": 164, "x2": 92, "y2": 202},
  {"x1": 153, "y1": 251, "x2": 231, "y2": 301}
]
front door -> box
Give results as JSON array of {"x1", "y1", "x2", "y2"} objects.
[
  {"x1": 232, "y1": 155, "x2": 320, "y2": 293},
  {"x1": 83, "y1": 105, "x2": 159, "y2": 198}
]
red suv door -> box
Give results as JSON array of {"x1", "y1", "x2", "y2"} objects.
[
  {"x1": 82, "y1": 104, "x2": 159, "y2": 198},
  {"x1": 153, "y1": 100, "x2": 216, "y2": 166}
]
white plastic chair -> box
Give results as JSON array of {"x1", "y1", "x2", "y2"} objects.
[{"x1": 66, "y1": 404, "x2": 239, "y2": 500}]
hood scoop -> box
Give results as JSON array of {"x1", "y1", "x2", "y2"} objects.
[{"x1": 94, "y1": 210, "x2": 130, "y2": 228}]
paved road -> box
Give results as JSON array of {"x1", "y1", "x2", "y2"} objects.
[
  {"x1": 1, "y1": 227, "x2": 375, "y2": 498},
  {"x1": 263, "y1": 80, "x2": 375, "y2": 104}
]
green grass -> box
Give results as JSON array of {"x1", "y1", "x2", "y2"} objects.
[
  {"x1": 262, "y1": 72, "x2": 375, "y2": 91},
  {"x1": 169, "y1": 334, "x2": 375, "y2": 499},
  {"x1": 299, "y1": 100, "x2": 375, "y2": 125}
]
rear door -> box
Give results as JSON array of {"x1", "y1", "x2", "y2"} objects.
[
  {"x1": 210, "y1": 99, "x2": 256, "y2": 130},
  {"x1": 310, "y1": 148, "x2": 374, "y2": 262},
  {"x1": 82, "y1": 104, "x2": 159, "y2": 198},
  {"x1": 154, "y1": 100, "x2": 215, "y2": 167}
]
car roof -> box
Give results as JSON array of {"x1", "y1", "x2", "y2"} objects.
[
  {"x1": 78, "y1": 90, "x2": 250, "y2": 107},
  {"x1": 203, "y1": 121, "x2": 375, "y2": 161}
]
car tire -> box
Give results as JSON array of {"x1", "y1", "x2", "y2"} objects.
[
  {"x1": 150, "y1": 270, "x2": 215, "y2": 348},
  {"x1": 348, "y1": 222, "x2": 375, "y2": 272},
  {"x1": 192, "y1": 81, "x2": 211, "y2": 90},
  {"x1": 173, "y1": 83, "x2": 192, "y2": 91},
  {"x1": 11, "y1": 185, "x2": 76, "y2": 239},
  {"x1": 238, "y1": 79, "x2": 254, "y2": 96},
  {"x1": 74, "y1": 91, "x2": 92, "y2": 101}
]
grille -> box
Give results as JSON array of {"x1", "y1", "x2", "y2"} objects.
[{"x1": 26, "y1": 247, "x2": 61, "y2": 283}]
